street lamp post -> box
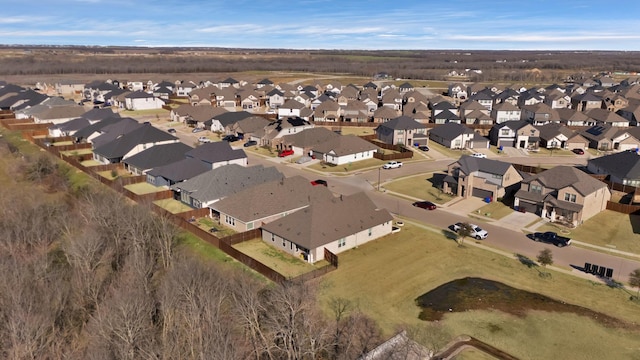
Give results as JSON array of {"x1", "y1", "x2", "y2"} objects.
[{"x1": 377, "y1": 167, "x2": 381, "y2": 191}]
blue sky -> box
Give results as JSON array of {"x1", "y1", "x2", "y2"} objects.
[{"x1": 2, "y1": 0, "x2": 640, "y2": 50}]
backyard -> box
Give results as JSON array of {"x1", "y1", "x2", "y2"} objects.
[
  {"x1": 382, "y1": 172, "x2": 456, "y2": 204},
  {"x1": 233, "y1": 239, "x2": 320, "y2": 278},
  {"x1": 317, "y1": 222, "x2": 640, "y2": 360}
]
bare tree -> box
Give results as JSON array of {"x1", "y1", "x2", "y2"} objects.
[
  {"x1": 455, "y1": 223, "x2": 474, "y2": 246},
  {"x1": 629, "y1": 268, "x2": 640, "y2": 301}
]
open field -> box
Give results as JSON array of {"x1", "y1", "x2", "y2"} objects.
[
  {"x1": 383, "y1": 173, "x2": 456, "y2": 204},
  {"x1": 536, "y1": 210, "x2": 640, "y2": 254},
  {"x1": 317, "y1": 222, "x2": 640, "y2": 359}
]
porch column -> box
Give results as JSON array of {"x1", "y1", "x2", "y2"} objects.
[
  {"x1": 541, "y1": 206, "x2": 547, "y2": 218},
  {"x1": 550, "y1": 208, "x2": 556, "y2": 221}
]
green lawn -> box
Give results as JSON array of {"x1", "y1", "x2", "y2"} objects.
[
  {"x1": 383, "y1": 173, "x2": 456, "y2": 204},
  {"x1": 175, "y1": 231, "x2": 235, "y2": 264},
  {"x1": 536, "y1": 210, "x2": 640, "y2": 254},
  {"x1": 233, "y1": 239, "x2": 318, "y2": 278},
  {"x1": 426, "y1": 141, "x2": 468, "y2": 159},
  {"x1": 193, "y1": 217, "x2": 237, "y2": 237},
  {"x1": 317, "y1": 222, "x2": 640, "y2": 359}
]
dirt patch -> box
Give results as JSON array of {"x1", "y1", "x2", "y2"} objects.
[{"x1": 415, "y1": 277, "x2": 635, "y2": 329}]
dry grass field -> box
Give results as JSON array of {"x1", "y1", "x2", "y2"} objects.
[{"x1": 317, "y1": 222, "x2": 640, "y2": 359}]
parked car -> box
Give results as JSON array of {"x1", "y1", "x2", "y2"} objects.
[
  {"x1": 471, "y1": 152, "x2": 487, "y2": 158},
  {"x1": 192, "y1": 127, "x2": 204, "y2": 133},
  {"x1": 167, "y1": 128, "x2": 177, "y2": 134},
  {"x1": 244, "y1": 140, "x2": 258, "y2": 147},
  {"x1": 222, "y1": 134, "x2": 240, "y2": 142},
  {"x1": 311, "y1": 179, "x2": 328, "y2": 187},
  {"x1": 572, "y1": 148, "x2": 585, "y2": 155},
  {"x1": 418, "y1": 145, "x2": 430, "y2": 151},
  {"x1": 451, "y1": 222, "x2": 488, "y2": 239},
  {"x1": 198, "y1": 136, "x2": 211, "y2": 143},
  {"x1": 412, "y1": 201, "x2": 437, "y2": 210},
  {"x1": 278, "y1": 149, "x2": 294, "y2": 157},
  {"x1": 532, "y1": 231, "x2": 571, "y2": 247},
  {"x1": 382, "y1": 161, "x2": 403, "y2": 169}
]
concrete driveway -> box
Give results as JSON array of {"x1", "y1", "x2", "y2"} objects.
[{"x1": 495, "y1": 210, "x2": 541, "y2": 230}]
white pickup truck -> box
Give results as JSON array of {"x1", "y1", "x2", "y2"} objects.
[
  {"x1": 452, "y1": 222, "x2": 488, "y2": 240},
  {"x1": 382, "y1": 161, "x2": 403, "y2": 169}
]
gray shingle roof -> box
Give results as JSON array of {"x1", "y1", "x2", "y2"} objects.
[
  {"x1": 185, "y1": 141, "x2": 247, "y2": 165},
  {"x1": 313, "y1": 135, "x2": 378, "y2": 157},
  {"x1": 73, "y1": 116, "x2": 133, "y2": 141},
  {"x1": 123, "y1": 142, "x2": 193, "y2": 171},
  {"x1": 524, "y1": 166, "x2": 608, "y2": 196},
  {"x1": 377, "y1": 115, "x2": 427, "y2": 130},
  {"x1": 213, "y1": 175, "x2": 333, "y2": 222},
  {"x1": 588, "y1": 151, "x2": 640, "y2": 180},
  {"x1": 454, "y1": 155, "x2": 513, "y2": 176},
  {"x1": 173, "y1": 164, "x2": 283, "y2": 203},
  {"x1": 93, "y1": 124, "x2": 178, "y2": 160},
  {"x1": 146, "y1": 157, "x2": 210, "y2": 183},
  {"x1": 429, "y1": 123, "x2": 474, "y2": 140},
  {"x1": 262, "y1": 192, "x2": 393, "y2": 250}
]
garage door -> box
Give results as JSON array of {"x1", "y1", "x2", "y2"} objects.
[
  {"x1": 472, "y1": 188, "x2": 493, "y2": 199},
  {"x1": 517, "y1": 200, "x2": 538, "y2": 214}
]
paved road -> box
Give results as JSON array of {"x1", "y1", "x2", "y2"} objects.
[{"x1": 245, "y1": 151, "x2": 640, "y2": 284}]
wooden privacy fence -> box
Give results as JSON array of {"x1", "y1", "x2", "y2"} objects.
[{"x1": 606, "y1": 201, "x2": 640, "y2": 214}]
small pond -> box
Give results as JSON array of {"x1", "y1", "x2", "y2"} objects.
[{"x1": 415, "y1": 277, "x2": 626, "y2": 328}]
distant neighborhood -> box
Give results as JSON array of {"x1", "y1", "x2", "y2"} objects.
[{"x1": 1, "y1": 73, "x2": 640, "y2": 263}]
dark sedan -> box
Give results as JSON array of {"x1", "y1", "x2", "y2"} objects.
[{"x1": 412, "y1": 201, "x2": 437, "y2": 210}]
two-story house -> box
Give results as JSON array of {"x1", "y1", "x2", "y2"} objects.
[
  {"x1": 514, "y1": 166, "x2": 611, "y2": 226},
  {"x1": 443, "y1": 155, "x2": 524, "y2": 200},
  {"x1": 374, "y1": 115, "x2": 429, "y2": 147},
  {"x1": 488, "y1": 120, "x2": 539, "y2": 149}
]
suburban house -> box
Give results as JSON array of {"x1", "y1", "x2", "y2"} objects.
[
  {"x1": 610, "y1": 128, "x2": 640, "y2": 152},
  {"x1": 258, "y1": 117, "x2": 315, "y2": 149},
  {"x1": 92, "y1": 124, "x2": 179, "y2": 164},
  {"x1": 488, "y1": 120, "x2": 539, "y2": 149},
  {"x1": 172, "y1": 164, "x2": 283, "y2": 211},
  {"x1": 48, "y1": 118, "x2": 91, "y2": 137},
  {"x1": 372, "y1": 106, "x2": 402, "y2": 123},
  {"x1": 313, "y1": 99, "x2": 341, "y2": 122},
  {"x1": 585, "y1": 108, "x2": 629, "y2": 127},
  {"x1": 73, "y1": 117, "x2": 136, "y2": 144},
  {"x1": 520, "y1": 103, "x2": 559, "y2": 125},
  {"x1": 261, "y1": 192, "x2": 394, "y2": 263},
  {"x1": 278, "y1": 99, "x2": 306, "y2": 118},
  {"x1": 227, "y1": 116, "x2": 271, "y2": 141},
  {"x1": 448, "y1": 83, "x2": 468, "y2": 99},
  {"x1": 32, "y1": 105, "x2": 88, "y2": 124},
  {"x1": 443, "y1": 155, "x2": 524, "y2": 200},
  {"x1": 210, "y1": 111, "x2": 254, "y2": 133},
  {"x1": 184, "y1": 141, "x2": 248, "y2": 169},
  {"x1": 429, "y1": 123, "x2": 488, "y2": 149},
  {"x1": 587, "y1": 151, "x2": 640, "y2": 187},
  {"x1": 556, "y1": 108, "x2": 596, "y2": 127},
  {"x1": 374, "y1": 115, "x2": 429, "y2": 147},
  {"x1": 514, "y1": 166, "x2": 611, "y2": 226},
  {"x1": 124, "y1": 91, "x2": 165, "y2": 110},
  {"x1": 279, "y1": 127, "x2": 341, "y2": 157},
  {"x1": 146, "y1": 157, "x2": 210, "y2": 188},
  {"x1": 122, "y1": 142, "x2": 193, "y2": 175},
  {"x1": 571, "y1": 92, "x2": 602, "y2": 111},
  {"x1": 537, "y1": 123, "x2": 587, "y2": 150},
  {"x1": 579, "y1": 124, "x2": 620, "y2": 151},
  {"x1": 312, "y1": 135, "x2": 379, "y2": 165},
  {"x1": 212, "y1": 175, "x2": 334, "y2": 232}
]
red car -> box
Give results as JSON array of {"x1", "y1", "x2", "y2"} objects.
[
  {"x1": 412, "y1": 201, "x2": 437, "y2": 210},
  {"x1": 278, "y1": 149, "x2": 294, "y2": 157},
  {"x1": 311, "y1": 179, "x2": 328, "y2": 187},
  {"x1": 572, "y1": 148, "x2": 585, "y2": 155}
]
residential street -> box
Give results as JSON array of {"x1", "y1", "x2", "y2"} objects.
[{"x1": 245, "y1": 150, "x2": 640, "y2": 284}]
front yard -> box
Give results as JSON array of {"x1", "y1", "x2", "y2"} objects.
[
  {"x1": 383, "y1": 173, "x2": 456, "y2": 204},
  {"x1": 536, "y1": 210, "x2": 640, "y2": 254},
  {"x1": 472, "y1": 200, "x2": 515, "y2": 220},
  {"x1": 307, "y1": 158, "x2": 386, "y2": 173}
]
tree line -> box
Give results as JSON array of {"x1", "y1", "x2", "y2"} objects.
[
  {"x1": 2, "y1": 47, "x2": 640, "y2": 82},
  {"x1": 0, "y1": 138, "x2": 440, "y2": 359}
]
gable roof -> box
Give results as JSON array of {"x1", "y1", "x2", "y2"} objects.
[
  {"x1": 282, "y1": 127, "x2": 340, "y2": 147},
  {"x1": 172, "y1": 164, "x2": 283, "y2": 203},
  {"x1": 73, "y1": 116, "x2": 133, "y2": 141},
  {"x1": 429, "y1": 122, "x2": 474, "y2": 140},
  {"x1": 313, "y1": 134, "x2": 379, "y2": 156},
  {"x1": 185, "y1": 141, "x2": 246, "y2": 164},
  {"x1": 453, "y1": 155, "x2": 514, "y2": 176},
  {"x1": 525, "y1": 166, "x2": 608, "y2": 196},
  {"x1": 93, "y1": 124, "x2": 178, "y2": 159},
  {"x1": 122, "y1": 142, "x2": 193, "y2": 171},
  {"x1": 588, "y1": 151, "x2": 640, "y2": 180},
  {"x1": 91, "y1": 118, "x2": 144, "y2": 148},
  {"x1": 377, "y1": 115, "x2": 427, "y2": 130},
  {"x1": 146, "y1": 157, "x2": 210, "y2": 183},
  {"x1": 262, "y1": 192, "x2": 393, "y2": 250},
  {"x1": 213, "y1": 175, "x2": 334, "y2": 222}
]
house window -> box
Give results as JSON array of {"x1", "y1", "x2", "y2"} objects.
[
  {"x1": 454, "y1": 140, "x2": 461, "y2": 148},
  {"x1": 530, "y1": 184, "x2": 542, "y2": 194},
  {"x1": 338, "y1": 238, "x2": 346, "y2": 248},
  {"x1": 564, "y1": 193, "x2": 577, "y2": 202},
  {"x1": 225, "y1": 215, "x2": 235, "y2": 226},
  {"x1": 500, "y1": 129, "x2": 510, "y2": 136},
  {"x1": 247, "y1": 222, "x2": 254, "y2": 230}
]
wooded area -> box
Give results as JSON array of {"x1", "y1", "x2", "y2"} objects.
[
  {"x1": 2, "y1": 46, "x2": 640, "y2": 83},
  {"x1": 0, "y1": 137, "x2": 424, "y2": 359}
]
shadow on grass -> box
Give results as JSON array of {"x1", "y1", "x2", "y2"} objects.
[{"x1": 442, "y1": 229, "x2": 459, "y2": 243}]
